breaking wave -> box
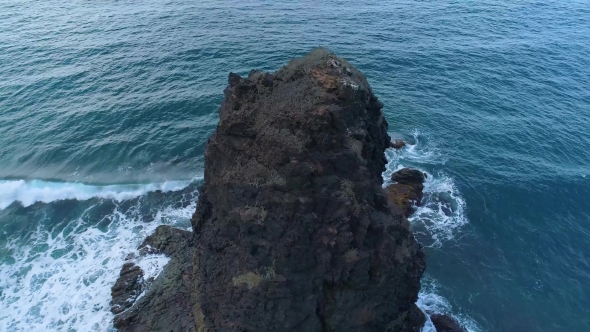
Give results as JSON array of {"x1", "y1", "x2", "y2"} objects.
[{"x1": 0, "y1": 179, "x2": 196, "y2": 210}]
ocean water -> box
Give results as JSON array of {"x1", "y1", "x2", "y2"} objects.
[{"x1": 1, "y1": 0, "x2": 589, "y2": 331}]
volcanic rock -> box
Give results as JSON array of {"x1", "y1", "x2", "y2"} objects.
[
  {"x1": 385, "y1": 168, "x2": 426, "y2": 217},
  {"x1": 191, "y1": 48, "x2": 425, "y2": 331},
  {"x1": 113, "y1": 225, "x2": 195, "y2": 331},
  {"x1": 112, "y1": 48, "x2": 427, "y2": 332},
  {"x1": 390, "y1": 139, "x2": 406, "y2": 149},
  {"x1": 430, "y1": 314, "x2": 465, "y2": 332},
  {"x1": 391, "y1": 168, "x2": 426, "y2": 185},
  {"x1": 110, "y1": 262, "x2": 144, "y2": 315}
]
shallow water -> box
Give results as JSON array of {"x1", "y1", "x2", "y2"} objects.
[{"x1": 1, "y1": 0, "x2": 589, "y2": 330}]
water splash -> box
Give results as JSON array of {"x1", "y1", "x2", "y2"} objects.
[
  {"x1": 0, "y1": 185, "x2": 198, "y2": 331},
  {"x1": 384, "y1": 130, "x2": 468, "y2": 248}
]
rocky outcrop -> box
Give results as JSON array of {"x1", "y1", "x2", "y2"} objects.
[
  {"x1": 110, "y1": 262, "x2": 144, "y2": 315},
  {"x1": 112, "y1": 49, "x2": 427, "y2": 332},
  {"x1": 430, "y1": 314, "x2": 465, "y2": 332},
  {"x1": 113, "y1": 225, "x2": 195, "y2": 331},
  {"x1": 385, "y1": 168, "x2": 426, "y2": 218}
]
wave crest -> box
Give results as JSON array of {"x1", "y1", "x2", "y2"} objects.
[{"x1": 0, "y1": 179, "x2": 196, "y2": 210}]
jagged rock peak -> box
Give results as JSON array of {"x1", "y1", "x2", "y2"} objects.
[{"x1": 191, "y1": 48, "x2": 426, "y2": 332}]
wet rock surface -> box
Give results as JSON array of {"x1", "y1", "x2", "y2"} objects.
[
  {"x1": 430, "y1": 314, "x2": 466, "y2": 332},
  {"x1": 110, "y1": 262, "x2": 144, "y2": 315},
  {"x1": 390, "y1": 139, "x2": 406, "y2": 149},
  {"x1": 391, "y1": 168, "x2": 426, "y2": 185},
  {"x1": 113, "y1": 225, "x2": 195, "y2": 331},
  {"x1": 112, "y1": 49, "x2": 428, "y2": 331},
  {"x1": 385, "y1": 168, "x2": 426, "y2": 218},
  {"x1": 191, "y1": 48, "x2": 425, "y2": 332}
]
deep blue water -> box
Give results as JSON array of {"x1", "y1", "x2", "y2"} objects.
[{"x1": 1, "y1": 0, "x2": 589, "y2": 331}]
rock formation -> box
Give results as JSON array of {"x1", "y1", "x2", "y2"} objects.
[
  {"x1": 112, "y1": 49, "x2": 429, "y2": 331},
  {"x1": 385, "y1": 168, "x2": 427, "y2": 218},
  {"x1": 430, "y1": 314, "x2": 465, "y2": 332}
]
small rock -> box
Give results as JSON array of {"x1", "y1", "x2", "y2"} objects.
[
  {"x1": 110, "y1": 263, "x2": 144, "y2": 314},
  {"x1": 391, "y1": 168, "x2": 426, "y2": 185},
  {"x1": 430, "y1": 314, "x2": 465, "y2": 332},
  {"x1": 228, "y1": 72, "x2": 242, "y2": 86},
  {"x1": 390, "y1": 139, "x2": 406, "y2": 149},
  {"x1": 386, "y1": 168, "x2": 426, "y2": 217},
  {"x1": 403, "y1": 304, "x2": 427, "y2": 332}
]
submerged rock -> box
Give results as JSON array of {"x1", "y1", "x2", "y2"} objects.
[
  {"x1": 430, "y1": 314, "x2": 466, "y2": 332},
  {"x1": 390, "y1": 139, "x2": 406, "y2": 150},
  {"x1": 112, "y1": 49, "x2": 427, "y2": 331},
  {"x1": 385, "y1": 168, "x2": 426, "y2": 217}
]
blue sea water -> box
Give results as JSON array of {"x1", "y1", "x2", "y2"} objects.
[{"x1": 1, "y1": 0, "x2": 589, "y2": 331}]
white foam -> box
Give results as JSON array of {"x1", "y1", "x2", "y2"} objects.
[
  {"x1": 410, "y1": 174, "x2": 468, "y2": 248},
  {"x1": 417, "y1": 276, "x2": 482, "y2": 332},
  {"x1": 384, "y1": 130, "x2": 468, "y2": 248},
  {"x1": 384, "y1": 129, "x2": 446, "y2": 177},
  {"x1": 0, "y1": 179, "x2": 194, "y2": 210},
  {"x1": 0, "y1": 188, "x2": 197, "y2": 331}
]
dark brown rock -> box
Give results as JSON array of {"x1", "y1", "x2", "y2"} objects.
[
  {"x1": 385, "y1": 168, "x2": 426, "y2": 217},
  {"x1": 191, "y1": 48, "x2": 425, "y2": 332},
  {"x1": 113, "y1": 226, "x2": 196, "y2": 331},
  {"x1": 404, "y1": 305, "x2": 427, "y2": 332},
  {"x1": 110, "y1": 263, "x2": 144, "y2": 314},
  {"x1": 391, "y1": 168, "x2": 426, "y2": 185},
  {"x1": 430, "y1": 314, "x2": 465, "y2": 332},
  {"x1": 390, "y1": 139, "x2": 406, "y2": 149}
]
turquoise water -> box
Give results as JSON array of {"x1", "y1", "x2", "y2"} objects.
[{"x1": 1, "y1": 0, "x2": 589, "y2": 331}]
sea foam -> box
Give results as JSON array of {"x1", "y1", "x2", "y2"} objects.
[
  {"x1": 384, "y1": 130, "x2": 468, "y2": 248},
  {"x1": 417, "y1": 275, "x2": 482, "y2": 332},
  {"x1": 0, "y1": 179, "x2": 194, "y2": 210},
  {"x1": 0, "y1": 185, "x2": 197, "y2": 331}
]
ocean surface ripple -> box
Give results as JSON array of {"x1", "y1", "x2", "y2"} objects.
[{"x1": 1, "y1": 0, "x2": 589, "y2": 331}]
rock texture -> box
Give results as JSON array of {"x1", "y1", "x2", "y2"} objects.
[
  {"x1": 190, "y1": 48, "x2": 425, "y2": 331},
  {"x1": 385, "y1": 168, "x2": 426, "y2": 218},
  {"x1": 112, "y1": 49, "x2": 428, "y2": 332},
  {"x1": 430, "y1": 314, "x2": 465, "y2": 332},
  {"x1": 390, "y1": 139, "x2": 406, "y2": 150},
  {"x1": 113, "y1": 225, "x2": 196, "y2": 331}
]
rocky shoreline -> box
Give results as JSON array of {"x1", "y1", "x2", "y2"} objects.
[{"x1": 110, "y1": 49, "x2": 465, "y2": 332}]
